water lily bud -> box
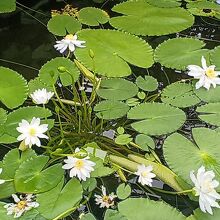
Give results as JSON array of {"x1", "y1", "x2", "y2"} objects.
[
  {"x1": 57, "y1": 66, "x2": 67, "y2": 73},
  {"x1": 89, "y1": 49, "x2": 95, "y2": 58},
  {"x1": 19, "y1": 140, "x2": 28, "y2": 151}
]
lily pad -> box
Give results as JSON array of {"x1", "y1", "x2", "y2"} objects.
[
  {"x1": 136, "y1": 76, "x2": 158, "y2": 92},
  {"x1": 78, "y1": 7, "x2": 109, "y2": 26},
  {"x1": 161, "y1": 82, "x2": 201, "y2": 108},
  {"x1": 110, "y1": 1, "x2": 194, "y2": 36},
  {"x1": 94, "y1": 100, "x2": 129, "y2": 120},
  {"x1": 97, "y1": 78, "x2": 138, "y2": 101},
  {"x1": 210, "y1": 45, "x2": 220, "y2": 70},
  {"x1": 154, "y1": 38, "x2": 210, "y2": 70},
  {"x1": 127, "y1": 103, "x2": 186, "y2": 135},
  {"x1": 75, "y1": 29, "x2": 153, "y2": 77},
  {"x1": 164, "y1": 128, "x2": 220, "y2": 185},
  {"x1": 0, "y1": 0, "x2": 16, "y2": 13},
  {"x1": 197, "y1": 103, "x2": 220, "y2": 126},
  {"x1": 146, "y1": 0, "x2": 181, "y2": 8},
  {"x1": 135, "y1": 134, "x2": 155, "y2": 151},
  {"x1": 47, "y1": 15, "x2": 82, "y2": 36},
  {"x1": 0, "y1": 67, "x2": 28, "y2": 109}
]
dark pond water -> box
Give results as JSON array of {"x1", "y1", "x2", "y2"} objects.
[{"x1": 1, "y1": 0, "x2": 220, "y2": 219}]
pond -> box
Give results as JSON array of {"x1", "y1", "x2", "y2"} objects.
[{"x1": 0, "y1": 0, "x2": 220, "y2": 219}]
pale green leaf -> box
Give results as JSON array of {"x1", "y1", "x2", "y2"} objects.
[
  {"x1": 135, "y1": 134, "x2": 155, "y2": 151},
  {"x1": 116, "y1": 183, "x2": 131, "y2": 200},
  {"x1": 0, "y1": 0, "x2": 16, "y2": 13},
  {"x1": 136, "y1": 75, "x2": 158, "y2": 92}
]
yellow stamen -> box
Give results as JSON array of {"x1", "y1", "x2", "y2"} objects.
[
  {"x1": 141, "y1": 171, "x2": 148, "y2": 177},
  {"x1": 65, "y1": 34, "x2": 74, "y2": 40},
  {"x1": 205, "y1": 68, "x2": 216, "y2": 78},
  {"x1": 75, "y1": 160, "x2": 84, "y2": 169},
  {"x1": 29, "y1": 128, "x2": 36, "y2": 136},
  {"x1": 17, "y1": 201, "x2": 27, "y2": 210}
]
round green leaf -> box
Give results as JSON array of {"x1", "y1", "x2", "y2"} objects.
[
  {"x1": 75, "y1": 29, "x2": 153, "y2": 77},
  {"x1": 127, "y1": 103, "x2": 186, "y2": 135},
  {"x1": 146, "y1": 0, "x2": 181, "y2": 8},
  {"x1": 0, "y1": 108, "x2": 7, "y2": 125},
  {"x1": 210, "y1": 45, "x2": 220, "y2": 70},
  {"x1": 78, "y1": 7, "x2": 109, "y2": 26},
  {"x1": 135, "y1": 134, "x2": 155, "y2": 151},
  {"x1": 4, "y1": 106, "x2": 52, "y2": 137},
  {"x1": 164, "y1": 128, "x2": 220, "y2": 185},
  {"x1": 0, "y1": 67, "x2": 28, "y2": 109},
  {"x1": 97, "y1": 78, "x2": 138, "y2": 101},
  {"x1": 94, "y1": 100, "x2": 130, "y2": 120},
  {"x1": 81, "y1": 213, "x2": 97, "y2": 220},
  {"x1": 197, "y1": 103, "x2": 220, "y2": 126},
  {"x1": 39, "y1": 57, "x2": 80, "y2": 86},
  {"x1": 15, "y1": 156, "x2": 64, "y2": 193},
  {"x1": 110, "y1": 1, "x2": 194, "y2": 36},
  {"x1": 115, "y1": 134, "x2": 132, "y2": 145},
  {"x1": 136, "y1": 76, "x2": 158, "y2": 92},
  {"x1": 154, "y1": 38, "x2": 210, "y2": 70},
  {"x1": 118, "y1": 198, "x2": 186, "y2": 220},
  {"x1": 47, "y1": 15, "x2": 82, "y2": 36},
  {"x1": 0, "y1": 0, "x2": 16, "y2": 13},
  {"x1": 104, "y1": 209, "x2": 127, "y2": 220},
  {"x1": 37, "y1": 178, "x2": 82, "y2": 219},
  {"x1": 193, "y1": 208, "x2": 220, "y2": 220},
  {"x1": 161, "y1": 82, "x2": 201, "y2": 108},
  {"x1": 116, "y1": 183, "x2": 131, "y2": 200}
]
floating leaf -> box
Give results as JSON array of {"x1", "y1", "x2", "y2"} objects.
[
  {"x1": 104, "y1": 209, "x2": 127, "y2": 220},
  {"x1": 154, "y1": 38, "x2": 209, "y2": 70},
  {"x1": 118, "y1": 198, "x2": 186, "y2": 220},
  {"x1": 15, "y1": 156, "x2": 63, "y2": 193},
  {"x1": 4, "y1": 106, "x2": 52, "y2": 138},
  {"x1": 94, "y1": 100, "x2": 129, "y2": 120},
  {"x1": 135, "y1": 134, "x2": 155, "y2": 151},
  {"x1": 192, "y1": 208, "x2": 220, "y2": 220},
  {"x1": 136, "y1": 76, "x2": 158, "y2": 92},
  {"x1": 47, "y1": 15, "x2": 82, "y2": 36},
  {"x1": 127, "y1": 103, "x2": 186, "y2": 135},
  {"x1": 0, "y1": 67, "x2": 28, "y2": 109},
  {"x1": 161, "y1": 82, "x2": 201, "y2": 108},
  {"x1": 110, "y1": 1, "x2": 194, "y2": 36},
  {"x1": 82, "y1": 178, "x2": 97, "y2": 192},
  {"x1": 164, "y1": 128, "x2": 220, "y2": 185},
  {"x1": 197, "y1": 103, "x2": 220, "y2": 126},
  {"x1": 75, "y1": 29, "x2": 153, "y2": 77},
  {"x1": 115, "y1": 134, "x2": 132, "y2": 145},
  {"x1": 116, "y1": 183, "x2": 131, "y2": 200},
  {"x1": 97, "y1": 78, "x2": 138, "y2": 101},
  {"x1": 0, "y1": 109, "x2": 7, "y2": 125},
  {"x1": 78, "y1": 7, "x2": 109, "y2": 26},
  {"x1": 39, "y1": 57, "x2": 80, "y2": 86},
  {"x1": 210, "y1": 45, "x2": 220, "y2": 70},
  {"x1": 146, "y1": 0, "x2": 181, "y2": 8},
  {"x1": 81, "y1": 213, "x2": 97, "y2": 220},
  {"x1": 37, "y1": 178, "x2": 82, "y2": 219},
  {"x1": 0, "y1": 0, "x2": 16, "y2": 13}
]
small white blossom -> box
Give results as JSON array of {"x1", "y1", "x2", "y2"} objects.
[
  {"x1": 16, "y1": 117, "x2": 48, "y2": 148},
  {"x1": 4, "y1": 194, "x2": 39, "y2": 218},
  {"x1": 62, "y1": 148, "x2": 95, "y2": 181},
  {"x1": 54, "y1": 34, "x2": 85, "y2": 54},
  {"x1": 187, "y1": 56, "x2": 220, "y2": 90},
  {"x1": 135, "y1": 164, "x2": 156, "y2": 186},
  {"x1": 190, "y1": 166, "x2": 220, "y2": 215},
  {"x1": 30, "y1": 88, "x2": 54, "y2": 105},
  {"x1": 95, "y1": 186, "x2": 117, "y2": 208},
  {"x1": 216, "y1": 0, "x2": 220, "y2": 5},
  {"x1": 0, "y1": 168, "x2": 5, "y2": 184}
]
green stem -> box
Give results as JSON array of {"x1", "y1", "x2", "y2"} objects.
[{"x1": 152, "y1": 187, "x2": 193, "y2": 195}]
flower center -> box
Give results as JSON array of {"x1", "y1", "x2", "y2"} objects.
[
  {"x1": 29, "y1": 128, "x2": 36, "y2": 136},
  {"x1": 17, "y1": 201, "x2": 27, "y2": 210},
  {"x1": 65, "y1": 34, "x2": 74, "y2": 40},
  {"x1": 141, "y1": 171, "x2": 148, "y2": 177},
  {"x1": 75, "y1": 160, "x2": 84, "y2": 169},
  {"x1": 102, "y1": 195, "x2": 112, "y2": 204},
  {"x1": 205, "y1": 68, "x2": 216, "y2": 78}
]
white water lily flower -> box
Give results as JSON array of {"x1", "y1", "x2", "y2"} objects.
[
  {"x1": 62, "y1": 148, "x2": 96, "y2": 181},
  {"x1": 94, "y1": 185, "x2": 117, "y2": 208},
  {"x1": 4, "y1": 194, "x2": 39, "y2": 218},
  {"x1": 54, "y1": 34, "x2": 86, "y2": 54},
  {"x1": 190, "y1": 166, "x2": 220, "y2": 215},
  {"x1": 30, "y1": 88, "x2": 54, "y2": 105},
  {"x1": 135, "y1": 164, "x2": 156, "y2": 186},
  {"x1": 187, "y1": 56, "x2": 220, "y2": 90},
  {"x1": 216, "y1": 0, "x2": 220, "y2": 5},
  {"x1": 16, "y1": 117, "x2": 48, "y2": 148},
  {"x1": 0, "y1": 168, "x2": 5, "y2": 184}
]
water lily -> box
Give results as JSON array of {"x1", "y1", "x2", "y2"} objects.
[
  {"x1": 0, "y1": 168, "x2": 5, "y2": 184},
  {"x1": 187, "y1": 56, "x2": 220, "y2": 90},
  {"x1": 135, "y1": 164, "x2": 156, "y2": 186},
  {"x1": 94, "y1": 185, "x2": 117, "y2": 208},
  {"x1": 62, "y1": 148, "x2": 96, "y2": 181},
  {"x1": 4, "y1": 194, "x2": 39, "y2": 218},
  {"x1": 16, "y1": 117, "x2": 48, "y2": 148},
  {"x1": 54, "y1": 34, "x2": 85, "y2": 54},
  {"x1": 216, "y1": 0, "x2": 220, "y2": 5},
  {"x1": 190, "y1": 166, "x2": 220, "y2": 215},
  {"x1": 30, "y1": 88, "x2": 54, "y2": 105}
]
